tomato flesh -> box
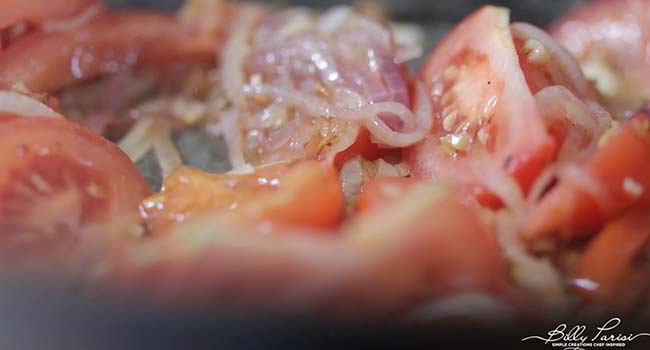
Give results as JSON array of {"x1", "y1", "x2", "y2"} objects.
[
  {"x1": 356, "y1": 177, "x2": 416, "y2": 214},
  {"x1": 0, "y1": 118, "x2": 151, "y2": 257},
  {"x1": 406, "y1": 6, "x2": 556, "y2": 206},
  {"x1": 525, "y1": 113, "x2": 650, "y2": 240},
  {"x1": 573, "y1": 206, "x2": 650, "y2": 310},
  {"x1": 142, "y1": 161, "x2": 344, "y2": 234}
]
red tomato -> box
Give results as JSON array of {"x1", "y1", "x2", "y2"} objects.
[
  {"x1": 356, "y1": 177, "x2": 416, "y2": 213},
  {"x1": 549, "y1": 0, "x2": 650, "y2": 117},
  {"x1": 0, "y1": 11, "x2": 220, "y2": 93},
  {"x1": 573, "y1": 206, "x2": 650, "y2": 310},
  {"x1": 103, "y1": 183, "x2": 511, "y2": 316},
  {"x1": 0, "y1": 0, "x2": 100, "y2": 30},
  {"x1": 141, "y1": 160, "x2": 344, "y2": 233},
  {"x1": 525, "y1": 113, "x2": 650, "y2": 240},
  {"x1": 0, "y1": 117, "x2": 151, "y2": 257},
  {"x1": 405, "y1": 6, "x2": 556, "y2": 207},
  {"x1": 0, "y1": 113, "x2": 18, "y2": 123}
]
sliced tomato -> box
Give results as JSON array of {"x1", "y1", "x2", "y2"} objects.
[
  {"x1": 0, "y1": 0, "x2": 100, "y2": 30},
  {"x1": 405, "y1": 6, "x2": 556, "y2": 208},
  {"x1": 549, "y1": 0, "x2": 650, "y2": 118},
  {"x1": 141, "y1": 160, "x2": 344, "y2": 233},
  {"x1": 525, "y1": 113, "x2": 650, "y2": 240},
  {"x1": 0, "y1": 11, "x2": 220, "y2": 93},
  {"x1": 573, "y1": 206, "x2": 650, "y2": 310},
  {"x1": 103, "y1": 183, "x2": 511, "y2": 316},
  {"x1": 356, "y1": 177, "x2": 416, "y2": 213},
  {"x1": 0, "y1": 117, "x2": 151, "y2": 257}
]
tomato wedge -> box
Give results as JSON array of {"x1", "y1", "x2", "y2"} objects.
[
  {"x1": 0, "y1": 0, "x2": 100, "y2": 30},
  {"x1": 525, "y1": 113, "x2": 650, "y2": 240},
  {"x1": 0, "y1": 117, "x2": 151, "y2": 257},
  {"x1": 141, "y1": 160, "x2": 344, "y2": 233},
  {"x1": 405, "y1": 6, "x2": 556, "y2": 207},
  {"x1": 0, "y1": 11, "x2": 219, "y2": 93},
  {"x1": 102, "y1": 184, "x2": 511, "y2": 316},
  {"x1": 549, "y1": 0, "x2": 650, "y2": 118},
  {"x1": 573, "y1": 206, "x2": 650, "y2": 310}
]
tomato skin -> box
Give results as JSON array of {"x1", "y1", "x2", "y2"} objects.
[
  {"x1": 573, "y1": 206, "x2": 650, "y2": 310},
  {"x1": 525, "y1": 115, "x2": 650, "y2": 240},
  {"x1": 406, "y1": 6, "x2": 556, "y2": 207},
  {"x1": 0, "y1": 118, "x2": 151, "y2": 256},
  {"x1": 142, "y1": 160, "x2": 344, "y2": 233},
  {"x1": 0, "y1": 11, "x2": 219, "y2": 93},
  {"x1": 0, "y1": 0, "x2": 100, "y2": 30}
]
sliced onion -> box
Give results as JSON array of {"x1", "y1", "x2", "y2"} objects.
[
  {"x1": 375, "y1": 159, "x2": 400, "y2": 178},
  {"x1": 153, "y1": 122, "x2": 183, "y2": 178},
  {"x1": 317, "y1": 6, "x2": 352, "y2": 34},
  {"x1": 535, "y1": 85, "x2": 613, "y2": 159},
  {"x1": 249, "y1": 81, "x2": 431, "y2": 148},
  {"x1": 118, "y1": 117, "x2": 156, "y2": 163},
  {"x1": 363, "y1": 81, "x2": 432, "y2": 147},
  {"x1": 219, "y1": 107, "x2": 247, "y2": 169},
  {"x1": 495, "y1": 211, "x2": 570, "y2": 313},
  {"x1": 511, "y1": 22, "x2": 592, "y2": 99},
  {"x1": 0, "y1": 90, "x2": 62, "y2": 118},
  {"x1": 535, "y1": 86, "x2": 599, "y2": 132},
  {"x1": 470, "y1": 154, "x2": 525, "y2": 215},
  {"x1": 221, "y1": 7, "x2": 260, "y2": 104},
  {"x1": 390, "y1": 23, "x2": 424, "y2": 64},
  {"x1": 326, "y1": 122, "x2": 360, "y2": 156},
  {"x1": 340, "y1": 157, "x2": 365, "y2": 202},
  {"x1": 379, "y1": 52, "x2": 409, "y2": 106}
]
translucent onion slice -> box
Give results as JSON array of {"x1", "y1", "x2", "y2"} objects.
[
  {"x1": 535, "y1": 85, "x2": 600, "y2": 133},
  {"x1": 221, "y1": 7, "x2": 261, "y2": 104},
  {"x1": 152, "y1": 121, "x2": 183, "y2": 178},
  {"x1": 470, "y1": 154, "x2": 525, "y2": 215},
  {"x1": 248, "y1": 81, "x2": 431, "y2": 148},
  {"x1": 534, "y1": 85, "x2": 613, "y2": 159},
  {"x1": 363, "y1": 81, "x2": 432, "y2": 147},
  {"x1": 511, "y1": 22, "x2": 592, "y2": 99},
  {"x1": 0, "y1": 90, "x2": 62, "y2": 118},
  {"x1": 118, "y1": 117, "x2": 156, "y2": 163}
]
